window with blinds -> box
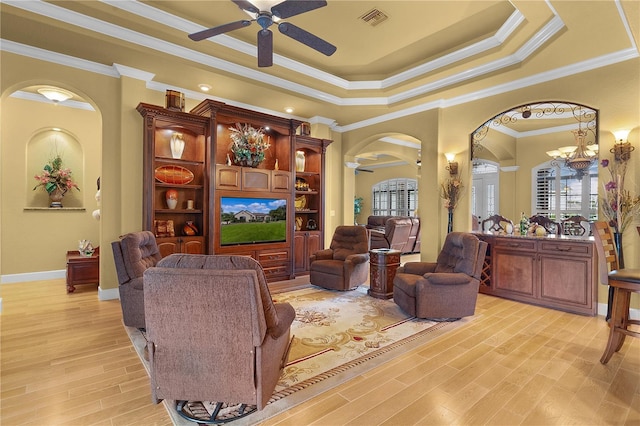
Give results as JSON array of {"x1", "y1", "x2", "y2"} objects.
[
  {"x1": 372, "y1": 178, "x2": 418, "y2": 216},
  {"x1": 533, "y1": 162, "x2": 598, "y2": 220}
]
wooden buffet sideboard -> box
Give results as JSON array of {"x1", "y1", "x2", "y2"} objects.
[{"x1": 474, "y1": 233, "x2": 597, "y2": 316}]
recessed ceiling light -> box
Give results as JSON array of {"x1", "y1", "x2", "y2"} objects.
[
  {"x1": 198, "y1": 84, "x2": 211, "y2": 92},
  {"x1": 285, "y1": 107, "x2": 294, "y2": 113}
]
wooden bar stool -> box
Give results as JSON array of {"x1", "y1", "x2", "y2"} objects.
[{"x1": 591, "y1": 222, "x2": 640, "y2": 364}]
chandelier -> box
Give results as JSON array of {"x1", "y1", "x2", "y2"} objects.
[{"x1": 545, "y1": 113, "x2": 598, "y2": 178}]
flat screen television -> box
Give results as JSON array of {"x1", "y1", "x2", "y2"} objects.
[{"x1": 220, "y1": 196, "x2": 287, "y2": 246}]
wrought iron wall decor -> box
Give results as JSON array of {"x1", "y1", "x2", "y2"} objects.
[{"x1": 470, "y1": 101, "x2": 599, "y2": 162}]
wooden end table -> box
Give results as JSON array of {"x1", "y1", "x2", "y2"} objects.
[
  {"x1": 66, "y1": 247, "x2": 99, "y2": 293},
  {"x1": 368, "y1": 248, "x2": 401, "y2": 299}
]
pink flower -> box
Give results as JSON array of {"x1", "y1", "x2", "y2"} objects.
[
  {"x1": 601, "y1": 159, "x2": 609, "y2": 167},
  {"x1": 605, "y1": 181, "x2": 617, "y2": 191}
]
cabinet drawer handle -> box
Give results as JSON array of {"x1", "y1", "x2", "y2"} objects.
[
  {"x1": 507, "y1": 243, "x2": 521, "y2": 247},
  {"x1": 555, "y1": 246, "x2": 572, "y2": 252}
]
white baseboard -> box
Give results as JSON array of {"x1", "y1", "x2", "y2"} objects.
[
  {"x1": 98, "y1": 286, "x2": 119, "y2": 300},
  {"x1": 597, "y1": 302, "x2": 640, "y2": 320},
  {"x1": 1, "y1": 270, "x2": 119, "y2": 301},
  {"x1": 1, "y1": 269, "x2": 66, "y2": 283}
]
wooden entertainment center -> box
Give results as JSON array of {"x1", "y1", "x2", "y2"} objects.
[{"x1": 137, "y1": 100, "x2": 331, "y2": 281}]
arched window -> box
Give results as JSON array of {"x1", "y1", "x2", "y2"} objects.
[
  {"x1": 532, "y1": 161, "x2": 597, "y2": 220},
  {"x1": 371, "y1": 178, "x2": 418, "y2": 216}
]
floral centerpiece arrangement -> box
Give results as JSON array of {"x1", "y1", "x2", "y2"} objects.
[
  {"x1": 229, "y1": 123, "x2": 270, "y2": 167},
  {"x1": 600, "y1": 156, "x2": 640, "y2": 235},
  {"x1": 33, "y1": 154, "x2": 80, "y2": 197}
]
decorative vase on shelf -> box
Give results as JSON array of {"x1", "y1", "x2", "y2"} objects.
[
  {"x1": 170, "y1": 133, "x2": 185, "y2": 159},
  {"x1": 166, "y1": 189, "x2": 178, "y2": 209},
  {"x1": 447, "y1": 209, "x2": 454, "y2": 233},
  {"x1": 49, "y1": 188, "x2": 65, "y2": 208},
  {"x1": 295, "y1": 150, "x2": 306, "y2": 172},
  {"x1": 183, "y1": 221, "x2": 198, "y2": 236}
]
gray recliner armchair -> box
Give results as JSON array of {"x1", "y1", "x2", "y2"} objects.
[
  {"x1": 309, "y1": 225, "x2": 370, "y2": 291},
  {"x1": 393, "y1": 232, "x2": 487, "y2": 320},
  {"x1": 143, "y1": 254, "x2": 295, "y2": 421},
  {"x1": 111, "y1": 231, "x2": 162, "y2": 328}
]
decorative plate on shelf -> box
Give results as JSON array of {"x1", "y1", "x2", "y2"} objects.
[
  {"x1": 295, "y1": 195, "x2": 307, "y2": 210},
  {"x1": 155, "y1": 165, "x2": 194, "y2": 184}
]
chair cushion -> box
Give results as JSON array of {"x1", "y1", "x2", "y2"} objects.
[
  {"x1": 393, "y1": 272, "x2": 422, "y2": 297},
  {"x1": 120, "y1": 231, "x2": 161, "y2": 280},
  {"x1": 310, "y1": 259, "x2": 345, "y2": 276},
  {"x1": 156, "y1": 254, "x2": 283, "y2": 338},
  {"x1": 434, "y1": 232, "x2": 479, "y2": 276},
  {"x1": 330, "y1": 226, "x2": 369, "y2": 260}
]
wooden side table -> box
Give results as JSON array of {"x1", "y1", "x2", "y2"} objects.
[
  {"x1": 66, "y1": 247, "x2": 99, "y2": 293},
  {"x1": 369, "y1": 248, "x2": 401, "y2": 299}
]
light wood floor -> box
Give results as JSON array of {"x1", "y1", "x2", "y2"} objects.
[{"x1": 1, "y1": 276, "x2": 638, "y2": 425}]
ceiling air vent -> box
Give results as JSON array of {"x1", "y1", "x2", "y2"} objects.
[{"x1": 359, "y1": 8, "x2": 388, "y2": 27}]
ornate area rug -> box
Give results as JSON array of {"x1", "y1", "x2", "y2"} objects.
[{"x1": 126, "y1": 285, "x2": 472, "y2": 425}]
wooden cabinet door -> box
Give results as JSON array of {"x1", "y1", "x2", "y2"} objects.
[
  {"x1": 293, "y1": 233, "x2": 307, "y2": 272},
  {"x1": 307, "y1": 232, "x2": 321, "y2": 261},
  {"x1": 493, "y1": 248, "x2": 536, "y2": 297},
  {"x1": 539, "y1": 253, "x2": 594, "y2": 314},
  {"x1": 182, "y1": 237, "x2": 204, "y2": 254},
  {"x1": 157, "y1": 238, "x2": 181, "y2": 258}
]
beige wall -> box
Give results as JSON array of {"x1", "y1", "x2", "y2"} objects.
[{"x1": 1, "y1": 51, "x2": 638, "y2": 309}]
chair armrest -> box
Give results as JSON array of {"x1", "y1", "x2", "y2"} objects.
[
  {"x1": 345, "y1": 253, "x2": 370, "y2": 265},
  {"x1": 401, "y1": 262, "x2": 437, "y2": 276},
  {"x1": 423, "y1": 272, "x2": 472, "y2": 286},
  {"x1": 268, "y1": 303, "x2": 295, "y2": 339},
  {"x1": 311, "y1": 249, "x2": 334, "y2": 261}
]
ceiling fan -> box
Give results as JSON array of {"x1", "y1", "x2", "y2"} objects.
[{"x1": 188, "y1": 0, "x2": 337, "y2": 67}]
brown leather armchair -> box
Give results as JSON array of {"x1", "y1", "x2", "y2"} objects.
[
  {"x1": 393, "y1": 232, "x2": 488, "y2": 320},
  {"x1": 111, "y1": 231, "x2": 161, "y2": 328},
  {"x1": 143, "y1": 254, "x2": 295, "y2": 421},
  {"x1": 309, "y1": 225, "x2": 370, "y2": 291},
  {"x1": 369, "y1": 217, "x2": 414, "y2": 252}
]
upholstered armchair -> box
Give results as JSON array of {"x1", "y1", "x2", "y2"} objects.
[
  {"x1": 369, "y1": 217, "x2": 414, "y2": 252},
  {"x1": 111, "y1": 231, "x2": 161, "y2": 328},
  {"x1": 143, "y1": 254, "x2": 295, "y2": 419},
  {"x1": 393, "y1": 232, "x2": 488, "y2": 320},
  {"x1": 309, "y1": 225, "x2": 370, "y2": 291}
]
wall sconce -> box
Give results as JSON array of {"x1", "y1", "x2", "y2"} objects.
[
  {"x1": 611, "y1": 129, "x2": 634, "y2": 162},
  {"x1": 37, "y1": 86, "x2": 73, "y2": 103},
  {"x1": 445, "y1": 153, "x2": 458, "y2": 175}
]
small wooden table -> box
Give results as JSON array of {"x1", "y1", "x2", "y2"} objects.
[
  {"x1": 368, "y1": 248, "x2": 401, "y2": 299},
  {"x1": 66, "y1": 247, "x2": 99, "y2": 293}
]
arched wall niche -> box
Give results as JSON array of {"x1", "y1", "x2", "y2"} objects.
[
  {"x1": 1, "y1": 80, "x2": 102, "y2": 278},
  {"x1": 27, "y1": 127, "x2": 84, "y2": 208}
]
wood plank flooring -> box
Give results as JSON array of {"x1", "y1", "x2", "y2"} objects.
[{"x1": 1, "y1": 275, "x2": 638, "y2": 425}]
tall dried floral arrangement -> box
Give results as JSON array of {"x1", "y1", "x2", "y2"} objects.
[{"x1": 600, "y1": 152, "x2": 640, "y2": 234}]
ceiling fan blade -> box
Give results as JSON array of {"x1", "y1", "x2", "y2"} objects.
[
  {"x1": 271, "y1": 0, "x2": 327, "y2": 19},
  {"x1": 257, "y1": 29, "x2": 273, "y2": 67},
  {"x1": 278, "y1": 22, "x2": 336, "y2": 56},
  {"x1": 188, "y1": 20, "x2": 251, "y2": 41},
  {"x1": 231, "y1": 0, "x2": 259, "y2": 14}
]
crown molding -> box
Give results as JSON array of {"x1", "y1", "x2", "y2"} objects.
[{"x1": 4, "y1": 0, "x2": 567, "y2": 105}]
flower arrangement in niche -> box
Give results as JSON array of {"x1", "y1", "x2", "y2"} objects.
[
  {"x1": 228, "y1": 123, "x2": 270, "y2": 168},
  {"x1": 33, "y1": 154, "x2": 80, "y2": 195},
  {"x1": 600, "y1": 157, "x2": 640, "y2": 234},
  {"x1": 440, "y1": 174, "x2": 463, "y2": 211}
]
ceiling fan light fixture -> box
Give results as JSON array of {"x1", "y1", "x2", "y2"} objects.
[{"x1": 37, "y1": 86, "x2": 73, "y2": 103}]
